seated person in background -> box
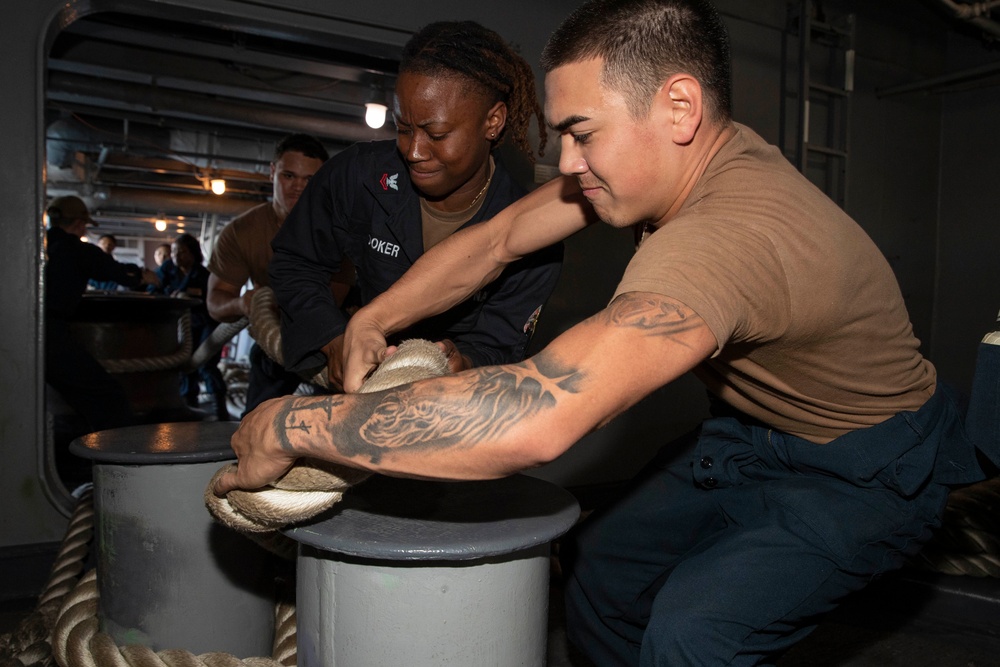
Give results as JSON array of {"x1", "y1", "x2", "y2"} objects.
[
  {"x1": 154, "y1": 243, "x2": 171, "y2": 267},
  {"x1": 97, "y1": 234, "x2": 117, "y2": 255},
  {"x1": 45, "y1": 196, "x2": 159, "y2": 433},
  {"x1": 207, "y1": 133, "x2": 330, "y2": 415},
  {"x1": 269, "y1": 21, "x2": 564, "y2": 391},
  {"x1": 150, "y1": 242, "x2": 178, "y2": 293},
  {"x1": 161, "y1": 233, "x2": 230, "y2": 421}
]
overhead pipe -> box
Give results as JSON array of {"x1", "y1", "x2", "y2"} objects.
[
  {"x1": 44, "y1": 183, "x2": 261, "y2": 218},
  {"x1": 936, "y1": 0, "x2": 1000, "y2": 38},
  {"x1": 102, "y1": 186, "x2": 258, "y2": 218},
  {"x1": 47, "y1": 71, "x2": 394, "y2": 145},
  {"x1": 876, "y1": 59, "x2": 1000, "y2": 97},
  {"x1": 969, "y1": 15, "x2": 1000, "y2": 37}
]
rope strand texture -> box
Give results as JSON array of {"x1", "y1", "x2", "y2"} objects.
[
  {"x1": 51, "y1": 572, "x2": 286, "y2": 667},
  {"x1": 247, "y1": 288, "x2": 327, "y2": 388},
  {"x1": 204, "y1": 339, "x2": 450, "y2": 536},
  {"x1": 0, "y1": 489, "x2": 94, "y2": 667},
  {"x1": 97, "y1": 313, "x2": 193, "y2": 374}
]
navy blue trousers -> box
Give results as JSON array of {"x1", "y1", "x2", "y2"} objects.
[{"x1": 563, "y1": 387, "x2": 977, "y2": 666}]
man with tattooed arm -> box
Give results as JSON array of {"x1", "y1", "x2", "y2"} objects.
[{"x1": 215, "y1": 1, "x2": 992, "y2": 664}]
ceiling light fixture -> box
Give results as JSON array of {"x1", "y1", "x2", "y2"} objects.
[
  {"x1": 365, "y1": 102, "x2": 388, "y2": 129},
  {"x1": 210, "y1": 178, "x2": 226, "y2": 195},
  {"x1": 364, "y1": 80, "x2": 389, "y2": 129},
  {"x1": 154, "y1": 212, "x2": 167, "y2": 232}
]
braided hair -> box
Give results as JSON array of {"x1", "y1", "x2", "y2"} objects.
[{"x1": 400, "y1": 21, "x2": 546, "y2": 162}]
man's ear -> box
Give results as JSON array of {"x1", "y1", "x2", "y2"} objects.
[{"x1": 653, "y1": 74, "x2": 703, "y2": 145}]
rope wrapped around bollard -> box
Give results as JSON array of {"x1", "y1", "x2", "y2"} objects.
[
  {"x1": 93, "y1": 310, "x2": 250, "y2": 377},
  {"x1": 96, "y1": 312, "x2": 194, "y2": 374},
  {"x1": 89, "y1": 287, "x2": 311, "y2": 389},
  {"x1": 4, "y1": 321, "x2": 449, "y2": 667},
  {"x1": 0, "y1": 489, "x2": 95, "y2": 667},
  {"x1": 51, "y1": 571, "x2": 287, "y2": 667},
  {"x1": 44, "y1": 340, "x2": 448, "y2": 667},
  {"x1": 204, "y1": 339, "x2": 450, "y2": 542},
  {"x1": 8, "y1": 492, "x2": 298, "y2": 667}
]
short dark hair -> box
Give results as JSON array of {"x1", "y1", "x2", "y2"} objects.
[
  {"x1": 401, "y1": 21, "x2": 547, "y2": 161},
  {"x1": 172, "y1": 233, "x2": 204, "y2": 265},
  {"x1": 274, "y1": 133, "x2": 330, "y2": 163},
  {"x1": 540, "y1": 0, "x2": 732, "y2": 124},
  {"x1": 98, "y1": 234, "x2": 117, "y2": 244}
]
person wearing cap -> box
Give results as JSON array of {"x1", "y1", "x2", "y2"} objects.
[{"x1": 44, "y1": 195, "x2": 159, "y2": 441}]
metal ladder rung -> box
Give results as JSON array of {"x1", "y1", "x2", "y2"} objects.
[
  {"x1": 810, "y1": 19, "x2": 853, "y2": 38},
  {"x1": 809, "y1": 82, "x2": 849, "y2": 97},
  {"x1": 781, "y1": 0, "x2": 854, "y2": 207},
  {"x1": 805, "y1": 143, "x2": 848, "y2": 158}
]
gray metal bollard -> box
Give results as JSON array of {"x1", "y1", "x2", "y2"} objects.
[
  {"x1": 285, "y1": 474, "x2": 580, "y2": 667},
  {"x1": 70, "y1": 422, "x2": 277, "y2": 657}
]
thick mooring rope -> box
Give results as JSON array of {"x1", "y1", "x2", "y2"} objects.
[
  {"x1": 0, "y1": 487, "x2": 296, "y2": 667},
  {"x1": 246, "y1": 289, "x2": 327, "y2": 389},
  {"x1": 0, "y1": 489, "x2": 95, "y2": 667},
  {"x1": 92, "y1": 287, "x2": 321, "y2": 385},
  {"x1": 95, "y1": 313, "x2": 251, "y2": 377},
  {"x1": 24, "y1": 339, "x2": 448, "y2": 667},
  {"x1": 204, "y1": 339, "x2": 450, "y2": 539},
  {"x1": 96, "y1": 312, "x2": 193, "y2": 374},
  {"x1": 51, "y1": 572, "x2": 291, "y2": 667},
  {"x1": 184, "y1": 318, "x2": 249, "y2": 373}
]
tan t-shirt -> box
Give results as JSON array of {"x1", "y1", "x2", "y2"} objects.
[
  {"x1": 420, "y1": 157, "x2": 495, "y2": 250},
  {"x1": 613, "y1": 124, "x2": 935, "y2": 443},
  {"x1": 207, "y1": 203, "x2": 282, "y2": 288}
]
